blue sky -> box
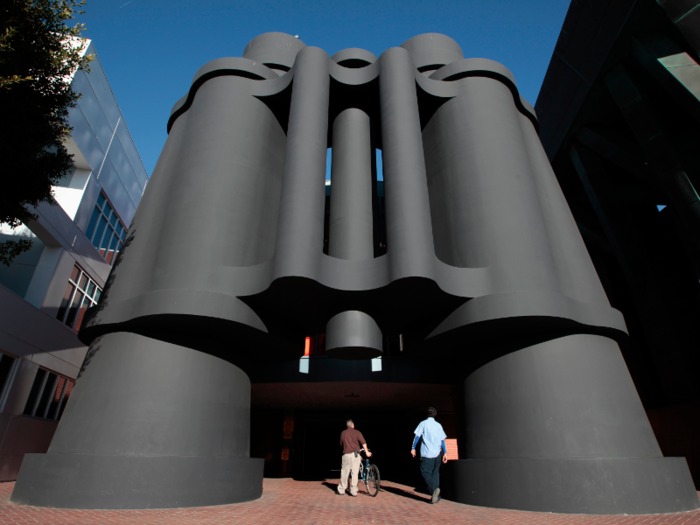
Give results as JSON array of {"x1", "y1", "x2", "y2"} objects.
[{"x1": 79, "y1": 0, "x2": 571, "y2": 175}]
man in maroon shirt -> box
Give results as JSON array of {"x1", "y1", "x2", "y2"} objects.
[{"x1": 337, "y1": 419, "x2": 372, "y2": 496}]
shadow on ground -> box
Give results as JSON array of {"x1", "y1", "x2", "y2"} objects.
[
  {"x1": 321, "y1": 482, "x2": 339, "y2": 493},
  {"x1": 378, "y1": 484, "x2": 429, "y2": 503}
]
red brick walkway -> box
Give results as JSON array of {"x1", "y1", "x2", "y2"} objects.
[{"x1": 0, "y1": 479, "x2": 699, "y2": 525}]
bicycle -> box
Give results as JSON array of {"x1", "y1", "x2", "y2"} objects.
[{"x1": 353, "y1": 450, "x2": 381, "y2": 497}]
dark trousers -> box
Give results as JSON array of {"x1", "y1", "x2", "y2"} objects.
[{"x1": 420, "y1": 456, "x2": 441, "y2": 494}]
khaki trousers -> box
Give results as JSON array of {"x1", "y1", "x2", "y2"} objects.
[{"x1": 338, "y1": 452, "x2": 362, "y2": 495}]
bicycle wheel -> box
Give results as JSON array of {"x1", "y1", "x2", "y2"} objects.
[{"x1": 366, "y1": 464, "x2": 380, "y2": 497}]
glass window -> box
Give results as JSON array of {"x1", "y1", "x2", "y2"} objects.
[
  {"x1": 93, "y1": 216, "x2": 107, "y2": 248},
  {"x1": 35, "y1": 373, "x2": 57, "y2": 418},
  {"x1": 86, "y1": 192, "x2": 127, "y2": 266},
  {"x1": 65, "y1": 290, "x2": 84, "y2": 328},
  {"x1": 99, "y1": 230, "x2": 112, "y2": 258},
  {"x1": 56, "y1": 282, "x2": 76, "y2": 323},
  {"x1": 23, "y1": 369, "x2": 47, "y2": 416},
  {"x1": 22, "y1": 368, "x2": 75, "y2": 420},
  {"x1": 106, "y1": 234, "x2": 119, "y2": 264},
  {"x1": 76, "y1": 294, "x2": 92, "y2": 331},
  {"x1": 0, "y1": 353, "x2": 16, "y2": 398},
  {"x1": 48, "y1": 376, "x2": 66, "y2": 419},
  {"x1": 56, "y1": 265, "x2": 102, "y2": 332},
  {"x1": 57, "y1": 380, "x2": 75, "y2": 420},
  {"x1": 85, "y1": 207, "x2": 101, "y2": 241}
]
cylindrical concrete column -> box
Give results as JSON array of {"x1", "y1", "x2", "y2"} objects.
[
  {"x1": 11, "y1": 332, "x2": 262, "y2": 509},
  {"x1": 517, "y1": 112, "x2": 610, "y2": 304},
  {"x1": 328, "y1": 108, "x2": 374, "y2": 260},
  {"x1": 82, "y1": 73, "x2": 287, "y2": 326},
  {"x1": 325, "y1": 311, "x2": 382, "y2": 359},
  {"x1": 451, "y1": 334, "x2": 699, "y2": 514},
  {"x1": 325, "y1": 109, "x2": 382, "y2": 359},
  {"x1": 422, "y1": 76, "x2": 557, "y2": 290},
  {"x1": 273, "y1": 46, "x2": 330, "y2": 275},
  {"x1": 379, "y1": 47, "x2": 435, "y2": 278}
]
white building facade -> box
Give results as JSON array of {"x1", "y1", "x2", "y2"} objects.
[{"x1": 0, "y1": 40, "x2": 148, "y2": 481}]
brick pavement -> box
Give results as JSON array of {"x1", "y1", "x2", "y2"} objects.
[{"x1": 0, "y1": 479, "x2": 699, "y2": 525}]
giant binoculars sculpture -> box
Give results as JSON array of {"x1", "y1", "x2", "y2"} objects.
[{"x1": 12, "y1": 33, "x2": 699, "y2": 514}]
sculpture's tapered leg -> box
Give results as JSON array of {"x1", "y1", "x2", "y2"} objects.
[{"x1": 11, "y1": 332, "x2": 262, "y2": 509}]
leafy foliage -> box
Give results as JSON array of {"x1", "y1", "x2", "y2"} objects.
[{"x1": 0, "y1": 0, "x2": 92, "y2": 265}]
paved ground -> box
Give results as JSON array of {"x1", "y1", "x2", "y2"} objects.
[{"x1": 1, "y1": 479, "x2": 699, "y2": 525}]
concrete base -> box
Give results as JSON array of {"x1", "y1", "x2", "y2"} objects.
[
  {"x1": 452, "y1": 457, "x2": 700, "y2": 514},
  {"x1": 11, "y1": 453, "x2": 263, "y2": 509}
]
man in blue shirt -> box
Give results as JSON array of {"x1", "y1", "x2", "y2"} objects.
[{"x1": 411, "y1": 407, "x2": 448, "y2": 504}]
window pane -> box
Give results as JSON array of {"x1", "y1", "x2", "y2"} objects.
[
  {"x1": 92, "y1": 216, "x2": 108, "y2": 248},
  {"x1": 78, "y1": 273, "x2": 88, "y2": 290},
  {"x1": 73, "y1": 294, "x2": 91, "y2": 332},
  {"x1": 105, "y1": 233, "x2": 119, "y2": 264},
  {"x1": 93, "y1": 289, "x2": 102, "y2": 304},
  {"x1": 69, "y1": 265, "x2": 80, "y2": 283},
  {"x1": 110, "y1": 241, "x2": 122, "y2": 266},
  {"x1": 100, "y1": 232, "x2": 113, "y2": 258},
  {"x1": 101, "y1": 229, "x2": 113, "y2": 250},
  {"x1": 116, "y1": 223, "x2": 123, "y2": 237},
  {"x1": 57, "y1": 283, "x2": 76, "y2": 324},
  {"x1": 57, "y1": 380, "x2": 75, "y2": 420},
  {"x1": 85, "y1": 207, "x2": 101, "y2": 241},
  {"x1": 0, "y1": 354, "x2": 16, "y2": 396},
  {"x1": 48, "y1": 377, "x2": 66, "y2": 419},
  {"x1": 105, "y1": 203, "x2": 113, "y2": 220},
  {"x1": 120, "y1": 228, "x2": 127, "y2": 241},
  {"x1": 66, "y1": 291, "x2": 84, "y2": 329},
  {"x1": 97, "y1": 193, "x2": 106, "y2": 209},
  {"x1": 35, "y1": 373, "x2": 57, "y2": 418},
  {"x1": 23, "y1": 369, "x2": 47, "y2": 416},
  {"x1": 87, "y1": 281, "x2": 96, "y2": 299},
  {"x1": 109, "y1": 213, "x2": 118, "y2": 227}
]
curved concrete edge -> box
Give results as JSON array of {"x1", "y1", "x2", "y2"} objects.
[
  {"x1": 427, "y1": 58, "x2": 538, "y2": 129},
  {"x1": 168, "y1": 50, "x2": 538, "y2": 135},
  {"x1": 450, "y1": 457, "x2": 700, "y2": 515},
  {"x1": 400, "y1": 33, "x2": 464, "y2": 70},
  {"x1": 242, "y1": 32, "x2": 307, "y2": 70},
  {"x1": 329, "y1": 59, "x2": 380, "y2": 86},
  {"x1": 11, "y1": 453, "x2": 264, "y2": 509},
  {"x1": 429, "y1": 57, "x2": 516, "y2": 84},
  {"x1": 331, "y1": 47, "x2": 378, "y2": 65},
  {"x1": 326, "y1": 310, "x2": 382, "y2": 360},
  {"x1": 83, "y1": 288, "x2": 268, "y2": 336},
  {"x1": 430, "y1": 291, "x2": 628, "y2": 339},
  {"x1": 167, "y1": 57, "x2": 279, "y2": 132}
]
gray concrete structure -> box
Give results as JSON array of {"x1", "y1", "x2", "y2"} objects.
[{"x1": 11, "y1": 32, "x2": 699, "y2": 514}]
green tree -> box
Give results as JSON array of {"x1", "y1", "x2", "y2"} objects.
[{"x1": 0, "y1": 0, "x2": 92, "y2": 265}]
